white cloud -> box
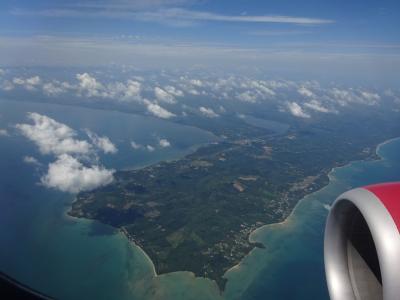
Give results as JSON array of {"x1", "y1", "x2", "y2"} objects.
[
  {"x1": 124, "y1": 80, "x2": 142, "y2": 100},
  {"x1": 329, "y1": 88, "x2": 380, "y2": 106},
  {"x1": 384, "y1": 89, "x2": 400, "y2": 103},
  {"x1": 190, "y1": 79, "x2": 203, "y2": 87},
  {"x1": 16, "y1": 113, "x2": 116, "y2": 193},
  {"x1": 0, "y1": 129, "x2": 9, "y2": 136},
  {"x1": 42, "y1": 81, "x2": 67, "y2": 96},
  {"x1": 145, "y1": 100, "x2": 176, "y2": 119},
  {"x1": 154, "y1": 87, "x2": 176, "y2": 104},
  {"x1": 18, "y1": 8, "x2": 333, "y2": 25},
  {"x1": 298, "y1": 86, "x2": 314, "y2": 98},
  {"x1": 0, "y1": 69, "x2": 5, "y2": 76},
  {"x1": 85, "y1": 130, "x2": 118, "y2": 154},
  {"x1": 199, "y1": 106, "x2": 219, "y2": 118},
  {"x1": 26, "y1": 76, "x2": 41, "y2": 86},
  {"x1": 187, "y1": 88, "x2": 200, "y2": 95},
  {"x1": 149, "y1": 9, "x2": 334, "y2": 25},
  {"x1": 360, "y1": 91, "x2": 380, "y2": 105},
  {"x1": 76, "y1": 73, "x2": 104, "y2": 97},
  {"x1": 16, "y1": 113, "x2": 92, "y2": 156},
  {"x1": 330, "y1": 88, "x2": 354, "y2": 106},
  {"x1": 23, "y1": 156, "x2": 41, "y2": 166},
  {"x1": 12, "y1": 76, "x2": 41, "y2": 90},
  {"x1": 247, "y1": 80, "x2": 276, "y2": 97},
  {"x1": 13, "y1": 78, "x2": 25, "y2": 85},
  {"x1": 0, "y1": 80, "x2": 14, "y2": 91},
  {"x1": 107, "y1": 80, "x2": 142, "y2": 102},
  {"x1": 131, "y1": 141, "x2": 142, "y2": 150},
  {"x1": 287, "y1": 102, "x2": 310, "y2": 118},
  {"x1": 304, "y1": 100, "x2": 331, "y2": 113},
  {"x1": 159, "y1": 138, "x2": 171, "y2": 148},
  {"x1": 165, "y1": 85, "x2": 184, "y2": 97},
  {"x1": 237, "y1": 91, "x2": 258, "y2": 103},
  {"x1": 146, "y1": 145, "x2": 155, "y2": 152},
  {"x1": 41, "y1": 154, "x2": 114, "y2": 193}
]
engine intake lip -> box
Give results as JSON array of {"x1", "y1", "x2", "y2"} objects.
[{"x1": 324, "y1": 188, "x2": 400, "y2": 300}]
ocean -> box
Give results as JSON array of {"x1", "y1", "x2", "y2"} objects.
[{"x1": 0, "y1": 98, "x2": 399, "y2": 300}]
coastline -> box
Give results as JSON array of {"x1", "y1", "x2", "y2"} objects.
[
  {"x1": 226, "y1": 137, "x2": 399, "y2": 278},
  {"x1": 65, "y1": 134, "x2": 400, "y2": 294},
  {"x1": 120, "y1": 227, "x2": 157, "y2": 277},
  {"x1": 106, "y1": 138, "x2": 392, "y2": 291}
]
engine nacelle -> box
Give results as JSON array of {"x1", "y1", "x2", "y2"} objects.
[{"x1": 324, "y1": 182, "x2": 400, "y2": 300}]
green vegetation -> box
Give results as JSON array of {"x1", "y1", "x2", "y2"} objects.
[{"x1": 69, "y1": 109, "x2": 400, "y2": 290}]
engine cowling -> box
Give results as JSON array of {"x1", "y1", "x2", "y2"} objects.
[{"x1": 324, "y1": 182, "x2": 400, "y2": 300}]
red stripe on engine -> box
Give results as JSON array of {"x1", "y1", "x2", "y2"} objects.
[{"x1": 365, "y1": 182, "x2": 400, "y2": 233}]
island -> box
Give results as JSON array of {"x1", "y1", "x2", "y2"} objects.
[{"x1": 69, "y1": 109, "x2": 399, "y2": 290}]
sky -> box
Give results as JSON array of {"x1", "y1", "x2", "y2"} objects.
[
  {"x1": 0, "y1": 0, "x2": 400, "y2": 82},
  {"x1": 1, "y1": 1, "x2": 400, "y2": 193}
]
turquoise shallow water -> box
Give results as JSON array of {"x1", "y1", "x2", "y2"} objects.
[
  {"x1": 0, "y1": 99, "x2": 221, "y2": 300},
  {"x1": 224, "y1": 138, "x2": 400, "y2": 300},
  {"x1": 0, "y1": 98, "x2": 399, "y2": 300}
]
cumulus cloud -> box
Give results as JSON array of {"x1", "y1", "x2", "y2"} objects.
[
  {"x1": 360, "y1": 91, "x2": 380, "y2": 105},
  {"x1": 287, "y1": 102, "x2": 310, "y2": 118},
  {"x1": 16, "y1": 113, "x2": 117, "y2": 193},
  {"x1": 165, "y1": 85, "x2": 184, "y2": 97},
  {"x1": 23, "y1": 156, "x2": 41, "y2": 166},
  {"x1": 130, "y1": 141, "x2": 142, "y2": 150},
  {"x1": 298, "y1": 86, "x2": 314, "y2": 98},
  {"x1": 0, "y1": 80, "x2": 14, "y2": 91},
  {"x1": 76, "y1": 73, "x2": 104, "y2": 97},
  {"x1": 237, "y1": 91, "x2": 258, "y2": 103},
  {"x1": 329, "y1": 88, "x2": 354, "y2": 106},
  {"x1": 159, "y1": 138, "x2": 171, "y2": 148},
  {"x1": 72, "y1": 74, "x2": 143, "y2": 101},
  {"x1": 85, "y1": 130, "x2": 118, "y2": 154},
  {"x1": 4, "y1": 71, "x2": 391, "y2": 121},
  {"x1": 190, "y1": 79, "x2": 203, "y2": 87},
  {"x1": 123, "y1": 80, "x2": 142, "y2": 100},
  {"x1": 329, "y1": 88, "x2": 381, "y2": 106},
  {"x1": 384, "y1": 89, "x2": 400, "y2": 103},
  {"x1": 199, "y1": 106, "x2": 219, "y2": 118},
  {"x1": 0, "y1": 129, "x2": 9, "y2": 136},
  {"x1": 107, "y1": 80, "x2": 142, "y2": 102},
  {"x1": 246, "y1": 80, "x2": 276, "y2": 97},
  {"x1": 26, "y1": 76, "x2": 41, "y2": 86},
  {"x1": 146, "y1": 145, "x2": 155, "y2": 152},
  {"x1": 42, "y1": 81, "x2": 67, "y2": 96},
  {"x1": 16, "y1": 113, "x2": 92, "y2": 156},
  {"x1": 145, "y1": 100, "x2": 176, "y2": 119},
  {"x1": 304, "y1": 100, "x2": 331, "y2": 113},
  {"x1": 41, "y1": 154, "x2": 114, "y2": 193},
  {"x1": 187, "y1": 88, "x2": 200, "y2": 95},
  {"x1": 154, "y1": 87, "x2": 176, "y2": 104},
  {"x1": 13, "y1": 76, "x2": 41, "y2": 90}
]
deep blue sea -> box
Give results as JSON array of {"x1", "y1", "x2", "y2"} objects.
[{"x1": 0, "y1": 98, "x2": 399, "y2": 300}]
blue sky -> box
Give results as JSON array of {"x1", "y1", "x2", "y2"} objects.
[
  {"x1": 0, "y1": 0, "x2": 400, "y2": 82},
  {"x1": 1, "y1": 0, "x2": 399, "y2": 44}
]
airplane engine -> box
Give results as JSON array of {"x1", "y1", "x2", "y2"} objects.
[{"x1": 324, "y1": 182, "x2": 400, "y2": 300}]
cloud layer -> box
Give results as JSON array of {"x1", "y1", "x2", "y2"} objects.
[{"x1": 3, "y1": 70, "x2": 400, "y2": 124}]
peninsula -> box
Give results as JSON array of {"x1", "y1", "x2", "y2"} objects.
[{"x1": 69, "y1": 111, "x2": 397, "y2": 290}]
